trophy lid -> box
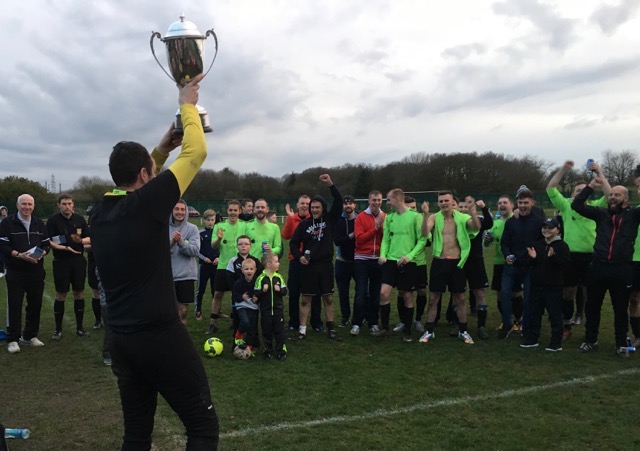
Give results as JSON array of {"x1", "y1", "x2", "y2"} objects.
[{"x1": 165, "y1": 14, "x2": 203, "y2": 39}]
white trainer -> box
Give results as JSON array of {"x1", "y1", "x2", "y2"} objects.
[
  {"x1": 414, "y1": 321, "x2": 425, "y2": 333},
  {"x1": 459, "y1": 331, "x2": 475, "y2": 344},
  {"x1": 7, "y1": 341, "x2": 20, "y2": 354},
  {"x1": 350, "y1": 325, "x2": 360, "y2": 336},
  {"x1": 20, "y1": 337, "x2": 45, "y2": 347},
  {"x1": 392, "y1": 322, "x2": 405, "y2": 333}
]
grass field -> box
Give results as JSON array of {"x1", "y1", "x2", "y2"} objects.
[{"x1": 2, "y1": 240, "x2": 640, "y2": 451}]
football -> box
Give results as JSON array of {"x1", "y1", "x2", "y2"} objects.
[
  {"x1": 233, "y1": 345, "x2": 252, "y2": 360},
  {"x1": 203, "y1": 337, "x2": 224, "y2": 357}
]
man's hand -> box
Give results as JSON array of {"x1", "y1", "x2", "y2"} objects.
[
  {"x1": 172, "y1": 231, "x2": 182, "y2": 245},
  {"x1": 285, "y1": 203, "x2": 294, "y2": 217},
  {"x1": 178, "y1": 73, "x2": 205, "y2": 106},
  {"x1": 374, "y1": 212, "x2": 385, "y2": 230},
  {"x1": 527, "y1": 247, "x2": 537, "y2": 259},
  {"x1": 212, "y1": 257, "x2": 219, "y2": 265},
  {"x1": 70, "y1": 233, "x2": 82, "y2": 244},
  {"x1": 216, "y1": 229, "x2": 224, "y2": 240},
  {"x1": 547, "y1": 246, "x2": 555, "y2": 257},
  {"x1": 17, "y1": 252, "x2": 39, "y2": 264},
  {"x1": 300, "y1": 256, "x2": 310, "y2": 265},
  {"x1": 564, "y1": 160, "x2": 574, "y2": 170},
  {"x1": 156, "y1": 123, "x2": 183, "y2": 155},
  {"x1": 421, "y1": 201, "x2": 429, "y2": 214},
  {"x1": 476, "y1": 200, "x2": 486, "y2": 209},
  {"x1": 590, "y1": 176, "x2": 604, "y2": 189},
  {"x1": 319, "y1": 174, "x2": 333, "y2": 186},
  {"x1": 397, "y1": 256, "x2": 410, "y2": 266},
  {"x1": 67, "y1": 246, "x2": 82, "y2": 255},
  {"x1": 378, "y1": 257, "x2": 387, "y2": 265}
]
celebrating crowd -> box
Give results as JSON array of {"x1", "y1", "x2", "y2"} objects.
[{"x1": 1, "y1": 75, "x2": 639, "y2": 450}]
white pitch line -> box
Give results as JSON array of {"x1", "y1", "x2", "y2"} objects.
[{"x1": 220, "y1": 367, "x2": 640, "y2": 439}]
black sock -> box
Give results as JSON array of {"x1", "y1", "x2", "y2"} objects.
[
  {"x1": 380, "y1": 304, "x2": 390, "y2": 330},
  {"x1": 326, "y1": 321, "x2": 335, "y2": 331},
  {"x1": 92, "y1": 298, "x2": 101, "y2": 323},
  {"x1": 459, "y1": 322, "x2": 467, "y2": 333},
  {"x1": 396, "y1": 295, "x2": 405, "y2": 321},
  {"x1": 631, "y1": 317, "x2": 640, "y2": 338},
  {"x1": 211, "y1": 313, "x2": 219, "y2": 320},
  {"x1": 426, "y1": 322, "x2": 435, "y2": 333},
  {"x1": 404, "y1": 307, "x2": 414, "y2": 334},
  {"x1": 416, "y1": 294, "x2": 427, "y2": 321},
  {"x1": 74, "y1": 299, "x2": 85, "y2": 331},
  {"x1": 477, "y1": 305, "x2": 487, "y2": 328},
  {"x1": 54, "y1": 300, "x2": 65, "y2": 331},
  {"x1": 512, "y1": 295, "x2": 524, "y2": 321}
]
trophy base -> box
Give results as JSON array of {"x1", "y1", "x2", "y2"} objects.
[{"x1": 173, "y1": 105, "x2": 213, "y2": 135}]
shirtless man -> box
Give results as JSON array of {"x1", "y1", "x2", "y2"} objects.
[{"x1": 419, "y1": 191, "x2": 481, "y2": 344}]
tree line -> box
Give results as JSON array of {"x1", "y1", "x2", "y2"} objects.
[{"x1": 1, "y1": 150, "x2": 638, "y2": 213}]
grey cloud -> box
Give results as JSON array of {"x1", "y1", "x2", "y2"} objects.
[
  {"x1": 384, "y1": 70, "x2": 414, "y2": 83},
  {"x1": 563, "y1": 118, "x2": 598, "y2": 130},
  {"x1": 590, "y1": 0, "x2": 640, "y2": 35},
  {"x1": 442, "y1": 43, "x2": 486, "y2": 60},
  {"x1": 493, "y1": 0, "x2": 578, "y2": 51}
]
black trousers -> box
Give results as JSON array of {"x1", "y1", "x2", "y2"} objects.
[
  {"x1": 5, "y1": 270, "x2": 45, "y2": 343},
  {"x1": 584, "y1": 260, "x2": 632, "y2": 348},
  {"x1": 110, "y1": 321, "x2": 219, "y2": 450},
  {"x1": 526, "y1": 287, "x2": 563, "y2": 347},
  {"x1": 261, "y1": 307, "x2": 285, "y2": 354}
]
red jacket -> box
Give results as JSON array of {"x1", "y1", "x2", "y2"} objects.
[
  {"x1": 354, "y1": 208, "x2": 384, "y2": 259},
  {"x1": 282, "y1": 212, "x2": 308, "y2": 261}
]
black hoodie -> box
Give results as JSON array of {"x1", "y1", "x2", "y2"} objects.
[{"x1": 290, "y1": 185, "x2": 343, "y2": 263}]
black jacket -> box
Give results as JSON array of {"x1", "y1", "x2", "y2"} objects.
[
  {"x1": 334, "y1": 213, "x2": 356, "y2": 261},
  {"x1": 501, "y1": 211, "x2": 545, "y2": 267},
  {"x1": 530, "y1": 238, "x2": 571, "y2": 288},
  {"x1": 290, "y1": 185, "x2": 343, "y2": 263},
  {"x1": 572, "y1": 186, "x2": 640, "y2": 263},
  {"x1": 0, "y1": 213, "x2": 50, "y2": 275}
]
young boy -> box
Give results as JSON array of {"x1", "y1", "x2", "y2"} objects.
[
  {"x1": 520, "y1": 218, "x2": 570, "y2": 351},
  {"x1": 227, "y1": 235, "x2": 263, "y2": 347},
  {"x1": 196, "y1": 210, "x2": 220, "y2": 319},
  {"x1": 231, "y1": 259, "x2": 259, "y2": 355},
  {"x1": 254, "y1": 253, "x2": 288, "y2": 361}
]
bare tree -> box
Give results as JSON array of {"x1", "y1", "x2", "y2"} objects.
[{"x1": 601, "y1": 149, "x2": 637, "y2": 185}]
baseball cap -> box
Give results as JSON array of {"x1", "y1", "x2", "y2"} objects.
[
  {"x1": 542, "y1": 217, "x2": 560, "y2": 229},
  {"x1": 343, "y1": 195, "x2": 356, "y2": 203}
]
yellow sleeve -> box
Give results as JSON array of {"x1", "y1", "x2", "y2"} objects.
[
  {"x1": 168, "y1": 104, "x2": 207, "y2": 195},
  {"x1": 151, "y1": 148, "x2": 169, "y2": 175}
]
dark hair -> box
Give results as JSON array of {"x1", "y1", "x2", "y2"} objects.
[
  {"x1": 57, "y1": 193, "x2": 73, "y2": 203},
  {"x1": 368, "y1": 190, "x2": 382, "y2": 198},
  {"x1": 109, "y1": 141, "x2": 152, "y2": 187},
  {"x1": 404, "y1": 196, "x2": 416, "y2": 204},
  {"x1": 227, "y1": 199, "x2": 242, "y2": 208},
  {"x1": 241, "y1": 198, "x2": 253, "y2": 207},
  {"x1": 437, "y1": 190, "x2": 454, "y2": 197}
]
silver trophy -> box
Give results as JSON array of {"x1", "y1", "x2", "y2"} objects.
[{"x1": 151, "y1": 14, "x2": 218, "y2": 134}]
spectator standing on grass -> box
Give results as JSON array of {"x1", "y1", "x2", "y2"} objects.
[
  {"x1": 282, "y1": 194, "x2": 323, "y2": 332},
  {"x1": 207, "y1": 200, "x2": 247, "y2": 334},
  {"x1": 419, "y1": 190, "x2": 481, "y2": 345},
  {"x1": 351, "y1": 190, "x2": 385, "y2": 336},
  {"x1": 520, "y1": 218, "x2": 570, "y2": 351},
  {"x1": 169, "y1": 199, "x2": 201, "y2": 326},
  {"x1": 334, "y1": 195, "x2": 358, "y2": 328},
  {"x1": 289, "y1": 173, "x2": 344, "y2": 341},
  {"x1": 255, "y1": 253, "x2": 288, "y2": 360},
  {"x1": 572, "y1": 176, "x2": 640, "y2": 358},
  {"x1": 90, "y1": 75, "x2": 219, "y2": 448},
  {"x1": 228, "y1": 235, "x2": 264, "y2": 350},
  {"x1": 0, "y1": 194, "x2": 50, "y2": 354},
  {"x1": 459, "y1": 195, "x2": 493, "y2": 340},
  {"x1": 393, "y1": 196, "x2": 429, "y2": 335},
  {"x1": 372, "y1": 188, "x2": 427, "y2": 342},
  {"x1": 546, "y1": 160, "x2": 610, "y2": 342},
  {"x1": 629, "y1": 177, "x2": 640, "y2": 349},
  {"x1": 498, "y1": 186, "x2": 545, "y2": 339},
  {"x1": 231, "y1": 258, "x2": 259, "y2": 355},
  {"x1": 196, "y1": 209, "x2": 220, "y2": 319},
  {"x1": 47, "y1": 193, "x2": 91, "y2": 340}
]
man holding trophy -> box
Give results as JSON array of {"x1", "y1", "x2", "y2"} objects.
[{"x1": 91, "y1": 15, "x2": 220, "y2": 450}]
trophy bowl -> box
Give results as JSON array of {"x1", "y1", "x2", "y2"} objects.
[{"x1": 151, "y1": 14, "x2": 218, "y2": 134}]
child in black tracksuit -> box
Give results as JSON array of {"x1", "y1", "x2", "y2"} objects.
[
  {"x1": 254, "y1": 253, "x2": 288, "y2": 361},
  {"x1": 521, "y1": 218, "x2": 570, "y2": 351},
  {"x1": 231, "y1": 258, "x2": 260, "y2": 353}
]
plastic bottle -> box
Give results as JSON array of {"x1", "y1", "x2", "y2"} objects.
[
  {"x1": 586, "y1": 158, "x2": 594, "y2": 174},
  {"x1": 262, "y1": 241, "x2": 268, "y2": 254},
  {"x1": 303, "y1": 250, "x2": 311, "y2": 261},
  {"x1": 4, "y1": 428, "x2": 31, "y2": 439}
]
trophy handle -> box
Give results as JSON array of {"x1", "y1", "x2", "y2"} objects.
[
  {"x1": 203, "y1": 29, "x2": 219, "y2": 78},
  {"x1": 150, "y1": 31, "x2": 177, "y2": 83}
]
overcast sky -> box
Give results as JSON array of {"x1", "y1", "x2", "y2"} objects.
[{"x1": 1, "y1": 0, "x2": 639, "y2": 191}]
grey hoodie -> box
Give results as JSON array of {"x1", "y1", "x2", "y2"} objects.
[{"x1": 169, "y1": 214, "x2": 201, "y2": 281}]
